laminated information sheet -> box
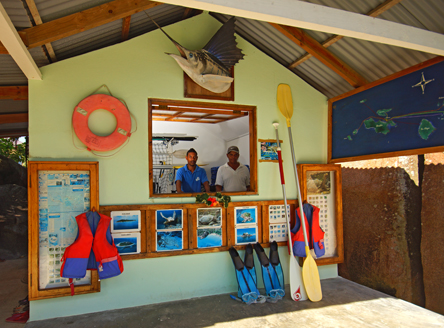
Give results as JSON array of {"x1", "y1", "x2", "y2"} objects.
[{"x1": 38, "y1": 171, "x2": 91, "y2": 289}]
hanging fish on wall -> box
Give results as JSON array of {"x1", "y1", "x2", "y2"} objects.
[{"x1": 150, "y1": 16, "x2": 245, "y2": 93}]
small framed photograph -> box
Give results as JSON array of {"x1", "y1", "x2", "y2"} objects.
[
  {"x1": 235, "y1": 226, "x2": 257, "y2": 245},
  {"x1": 156, "y1": 209, "x2": 183, "y2": 230},
  {"x1": 156, "y1": 231, "x2": 183, "y2": 251},
  {"x1": 197, "y1": 208, "x2": 222, "y2": 228},
  {"x1": 111, "y1": 210, "x2": 141, "y2": 233},
  {"x1": 258, "y1": 139, "x2": 282, "y2": 162},
  {"x1": 112, "y1": 232, "x2": 141, "y2": 255},
  {"x1": 197, "y1": 228, "x2": 222, "y2": 248},
  {"x1": 235, "y1": 206, "x2": 257, "y2": 226}
]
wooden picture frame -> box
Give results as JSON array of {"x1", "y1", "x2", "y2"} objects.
[
  {"x1": 148, "y1": 98, "x2": 257, "y2": 198},
  {"x1": 184, "y1": 67, "x2": 234, "y2": 101},
  {"x1": 297, "y1": 164, "x2": 344, "y2": 266},
  {"x1": 328, "y1": 57, "x2": 444, "y2": 163},
  {"x1": 258, "y1": 139, "x2": 283, "y2": 163},
  {"x1": 28, "y1": 161, "x2": 100, "y2": 300}
]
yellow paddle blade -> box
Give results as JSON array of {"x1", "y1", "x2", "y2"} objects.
[
  {"x1": 277, "y1": 84, "x2": 293, "y2": 127},
  {"x1": 302, "y1": 246, "x2": 323, "y2": 302}
]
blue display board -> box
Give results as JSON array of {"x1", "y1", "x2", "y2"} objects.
[{"x1": 329, "y1": 58, "x2": 444, "y2": 162}]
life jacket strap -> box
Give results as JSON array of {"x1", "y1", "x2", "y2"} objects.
[{"x1": 69, "y1": 278, "x2": 75, "y2": 296}]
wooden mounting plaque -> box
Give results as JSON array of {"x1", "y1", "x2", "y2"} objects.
[{"x1": 184, "y1": 67, "x2": 234, "y2": 101}]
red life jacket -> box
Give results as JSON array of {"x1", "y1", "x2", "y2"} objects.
[
  {"x1": 291, "y1": 203, "x2": 325, "y2": 258},
  {"x1": 61, "y1": 211, "x2": 124, "y2": 295}
]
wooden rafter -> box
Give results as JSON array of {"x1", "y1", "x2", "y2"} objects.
[
  {"x1": 0, "y1": 113, "x2": 28, "y2": 124},
  {"x1": 17, "y1": 0, "x2": 162, "y2": 49},
  {"x1": 190, "y1": 113, "x2": 213, "y2": 122},
  {"x1": 0, "y1": 86, "x2": 28, "y2": 100},
  {"x1": 0, "y1": 3, "x2": 41, "y2": 80},
  {"x1": 153, "y1": 106, "x2": 248, "y2": 117},
  {"x1": 270, "y1": 23, "x2": 368, "y2": 88},
  {"x1": 25, "y1": 0, "x2": 57, "y2": 62},
  {"x1": 182, "y1": 8, "x2": 193, "y2": 19},
  {"x1": 165, "y1": 111, "x2": 184, "y2": 121},
  {"x1": 288, "y1": 0, "x2": 404, "y2": 69},
  {"x1": 121, "y1": 16, "x2": 131, "y2": 41}
]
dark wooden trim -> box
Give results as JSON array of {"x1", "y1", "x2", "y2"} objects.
[
  {"x1": 0, "y1": 113, "x2": 28, "y2": 124},
  {"x1": 0, "y1": 86, "x2": 28, "y2": 100}
]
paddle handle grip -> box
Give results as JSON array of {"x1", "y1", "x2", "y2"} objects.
[{"x1": 277, "y1": 149, "x2": 285, "y2": 184}]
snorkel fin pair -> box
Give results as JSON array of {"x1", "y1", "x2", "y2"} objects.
[
  {"x1": 229, "y1": 242, "x2": 285, "y2": 303},
  {"x1": 228, "y1": 246, "x2": 265, "y2": 304},
  {"x1": 254, "y1": 241, "x2": 285, "y2": 302}
]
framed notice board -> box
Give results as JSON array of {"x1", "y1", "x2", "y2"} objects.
[
  {"x1": 28, "y1": 161, "x2": 100, "y2": 300},
  {"x1": 297, "y1": 164, "x2": 343, "y2": 266},
  {"x1": 329, "y1": 57, "x2": 444, "y2": 163}
]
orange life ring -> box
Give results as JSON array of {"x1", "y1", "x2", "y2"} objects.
[{"x1": 72, "y1": 94, "x2": 132, "y2": 152}]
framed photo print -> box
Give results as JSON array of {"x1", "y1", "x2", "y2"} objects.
[
  {"x1": 156, "y1": 209, "x2": 183, "y2": 230},
  {"x1": 113, "y1": 232, "x2": 141, "y2": 255},
  {"x1": 156, "y1": 231, "x2": 183, "y2": 251},
  {"x1": 110, "y1": 210, "x2": 141, "y2": 233}
]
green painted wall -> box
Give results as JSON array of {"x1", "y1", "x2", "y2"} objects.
[{"x1": 28, "y1": 13, "x2": 334, "y2": 320}]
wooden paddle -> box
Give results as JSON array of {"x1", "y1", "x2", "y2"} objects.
[
  {"x1": 273, "y1": 123, "x2": 308, "y2": 302},
  {"x1": 277, "y1": 84, "x2": 322, "y2": 302}
]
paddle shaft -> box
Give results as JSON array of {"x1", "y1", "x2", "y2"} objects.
[
  {"x1": 287, "y1": 127, "x2": 309, "y2": 247},
  {"x1": 274, "y1": 124, "x2": 308, "y2": 301},
  {"x1": 274, "y1": 129, "x2": 294, "y2": 257}
]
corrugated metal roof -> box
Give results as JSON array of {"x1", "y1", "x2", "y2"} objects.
[
  {"x1": 212, "y1": 0, "x2": 442, "y2": 99},
  {"x1": 1, "y1": 0, "x2": 444, "y2": 137}
]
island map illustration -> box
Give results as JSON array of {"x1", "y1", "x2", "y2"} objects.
[{"x1": 331, "y1": 60, "x2": 444, "y2": 160}]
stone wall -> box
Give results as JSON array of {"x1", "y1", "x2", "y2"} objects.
[
  {"x1": 420, "y1": 164, "x2": 444, "y2": 315},
  {"x1": 338, "y1": 167, "x2": 425, "y2": 307}
]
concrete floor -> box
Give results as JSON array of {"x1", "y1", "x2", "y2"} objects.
[
  {"x1": 24, "y1": 277, "x2": 444, "y2": 328},
  {"x1": 0, "y1": 258, "x2": 28, "y2": 328}
]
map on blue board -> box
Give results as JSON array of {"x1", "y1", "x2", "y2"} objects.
[{"x1": 331, "y1": 60, "x2": 444, "y2": 160}]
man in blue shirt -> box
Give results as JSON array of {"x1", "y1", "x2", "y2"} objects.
[{"x1": 175, "y1": 148, "x2": 210, "y2": 193}]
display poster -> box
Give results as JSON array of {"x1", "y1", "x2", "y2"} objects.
[
  {"x1": 306, "y1": 171, "x2": 337, "y2": 258},
  {"x1": 38, "y1": 171, "x2": 91, "y2": 289}
]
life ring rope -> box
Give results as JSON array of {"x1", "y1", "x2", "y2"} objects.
[{"x1": 72, "y1": 85, "x2": 137, "y2": 156}]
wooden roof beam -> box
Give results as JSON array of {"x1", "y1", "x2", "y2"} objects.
[
  {"x1": 25, "y1": 0, "x2": 57, "y2": 62},
  {"x1": 0, "y1": 3, "x2": 41, "y2": 80},
  {"x1": 18, "y1": 0, "x2": 162, "y2": 49},
  {"x1": 270, "y1": 23, "x2": 368, "y2": 87},
  {"x1": 0, "y1": 113, "x2": 28, "y2": 124},
  {"x1": 0, "y1": 86, "x2": 28, "y2": 100},
  {"x1": 121, "y1": 16, "x2": 131, "y2": 41},
  {"x1": 288, "y1": 0, "x2": 404, "y2": 69}
]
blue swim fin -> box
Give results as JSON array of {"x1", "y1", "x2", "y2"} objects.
[
  {"x1": 269, "y1": 241, "x2": 285, "y2": 293},
  {"x1": 254, "y1": 242, "x2": 285, "y2": 301},
  {"x1": 244, "y1": 244, "x2": 257, "y2": 285},
  {"x1": 229, "y1": 247, "x2": 262, "y2": 304}
]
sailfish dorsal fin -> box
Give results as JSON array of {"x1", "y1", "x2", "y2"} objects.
[{"x1": 203, "y1": 17, "x2": 245, "y2": 69}]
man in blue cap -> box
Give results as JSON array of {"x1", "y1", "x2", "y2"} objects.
[{"x1": 175, "y1": 148, "x2": 210, "y2": 193}]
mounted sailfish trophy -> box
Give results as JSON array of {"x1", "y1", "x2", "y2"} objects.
[{"x1": 149, "y1": 15, "x2": 245, "y2": 94}]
